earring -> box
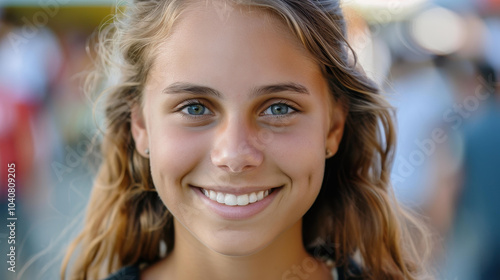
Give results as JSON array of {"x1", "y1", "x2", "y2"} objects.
[
  {"x1": 325, "y1": 149, "x2": 333, "y2": 158},
  {"x1": 145, "y1": 148, "x2": 150, "y2": 156}
]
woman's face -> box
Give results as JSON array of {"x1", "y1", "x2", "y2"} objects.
[{"x1": 132, "y1": 3, "x2": 345, "y2": 256}]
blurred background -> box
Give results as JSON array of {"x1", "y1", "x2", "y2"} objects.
[{"x1": 0, "y1": 0, "x2": 498, "y2": 279}]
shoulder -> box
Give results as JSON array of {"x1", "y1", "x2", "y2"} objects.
[{"x1": 103, "y1": 265, "x2": 141, "y2": 280}]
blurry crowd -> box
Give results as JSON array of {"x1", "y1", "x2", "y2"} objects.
[
  {"x1": 0, "y1": 6, "x2": 99, "y2": 280},
  {"x1": 342, "y1": 1, "x2": 500, "y2": 279},
  {"x1": 0, "y1": 0, "x2": 499, "y2": 279}
]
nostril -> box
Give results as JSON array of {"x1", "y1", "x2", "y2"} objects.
[
  {"x1": 211, "y1": 145, "x2": 264, "y2": 173},
  {"x1": 220, "y1": 159, "x2": 250, "y2": 173}
]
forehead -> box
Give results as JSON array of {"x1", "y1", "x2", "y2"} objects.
[
  {"x1": 147, "y1": 0, "x2": 324, "y2": 94},
  {"x1": 164, "y1": 0, "x2": 313, "y2": 56}
]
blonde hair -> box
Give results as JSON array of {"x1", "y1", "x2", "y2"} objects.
[{"x1": 62, "y1": 0, "x2": 431, "y2": 279}]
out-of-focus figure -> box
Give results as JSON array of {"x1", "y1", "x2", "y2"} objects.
[
  {"x1": 0, "y1": 10, "x2": 63, "y2": 280},
  {"x1": 444, "y1": 62, "x2": 500, "y2": 280},
  {"x1": 0, "y1": 11, "x2": 62, "y2": 196}
]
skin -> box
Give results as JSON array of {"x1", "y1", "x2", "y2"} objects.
[{"x1": 131, "y1": 2, "x2": 346, "y2": 279}]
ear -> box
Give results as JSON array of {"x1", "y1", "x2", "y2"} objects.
[
  {"x1": 131, "y1": 104, "x2": 150, "y2": 157},
  {"x1": 326, "y1": 99, "x2": 347, "y2": 157}
]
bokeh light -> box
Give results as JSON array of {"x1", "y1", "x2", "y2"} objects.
[{"x1": 411, "y1": 6, "x2": 467, "y2": 55}]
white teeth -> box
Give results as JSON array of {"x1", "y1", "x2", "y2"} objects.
[
  {"x1": 249, "y1": 192, "x2": 257, "y2": 203},
  {"x1": 237, "y1": 195, "x2": 249, "y2": 206},
  {"x1": 257, "y1": 191, "x2": 264, "y2": 200},
  {"x1": 224, "y1": 194, "x2": 237, "y2": 206},
  {"x1": 216, "y1": 193, "x2": 225, "y2": 203},
  {"x1": 209, "y1": 190, "x2": 217, "y2": 200},
  {"x1": 201, "y1": 188, "x2": 272, "y2": 206}
]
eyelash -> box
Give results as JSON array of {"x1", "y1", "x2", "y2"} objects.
[
  {"x1": 260, "y1": 100, "x2": 299, "y2": 118},
  {"x1": 176, "y1": 100, "x2": 214, "y2": 120},
  {"x1": 176, "y1": 99, "x2": 300, "y2": 119}
]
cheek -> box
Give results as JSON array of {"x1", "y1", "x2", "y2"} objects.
[
  {"x1": 265, "y1": 130, "x2": 326, "y2": 227},
  {"x1": 269, "y1": 126, "x2": 326, "y2": 189},
  {"x1": 148, "y1": 123, "x2": 210, "y2": 193}
]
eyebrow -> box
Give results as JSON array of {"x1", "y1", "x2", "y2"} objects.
[{"x1": 162, "y1": 82, "x2": 310, "y2": 98}]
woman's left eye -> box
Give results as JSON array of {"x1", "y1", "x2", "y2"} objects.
[{"x1": 262, "y1": 103, "x2": 296, "y2": 116}]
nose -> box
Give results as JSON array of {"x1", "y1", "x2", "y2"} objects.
[{"x1": 210, "y1": 117, "x2": 264, "y2": 173}]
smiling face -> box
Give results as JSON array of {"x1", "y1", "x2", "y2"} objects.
[{"x1": 131, "y1": 2, "x2": 345, "y2": 256}]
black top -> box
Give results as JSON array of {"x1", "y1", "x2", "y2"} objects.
[
  {"x1": 103, "y1": 265, "x2": 140, "y2": 280},
  {"x1": 103, "y1": 260, "x2": 363, "y2": 279}
]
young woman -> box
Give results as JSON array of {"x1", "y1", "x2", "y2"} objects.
[{"x1": 62, "y1": 0, "x2": 430, "y2": 279}]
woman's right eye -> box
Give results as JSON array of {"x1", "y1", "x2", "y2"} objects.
[{"x1": 178, "y1": 102, "x2": 213, "y2": 116}]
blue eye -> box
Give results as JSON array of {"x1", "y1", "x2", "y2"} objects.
[
  {"x1": 263, "y1": 103, "x2": 295, "y2": 116},
  {"x1": 180, "y1": 103, "x2": 212, "y2": 116}
]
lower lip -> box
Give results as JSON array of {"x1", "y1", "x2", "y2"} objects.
[{"x1": 192, "y1": 186, "x2": 281, "y2": 220}]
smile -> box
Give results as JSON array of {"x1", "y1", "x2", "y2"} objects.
[
  {"x1": 191, "y1": 185, "x2": 282, "y2": 220},
  {"x1": 200, "y1": 188, "x2": 273, "y2": 206}
]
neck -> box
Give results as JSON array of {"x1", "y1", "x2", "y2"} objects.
[{"x1": 143, "y1": 219, "x2": 331, "y2": 280}]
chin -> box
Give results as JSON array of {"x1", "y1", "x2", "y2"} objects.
[
  {"x1": 203, "y1": 231, "x2": 274, "y2": 257},
  {"x1": 210, "y1": 243, "x2": 268, "y2": 257}
]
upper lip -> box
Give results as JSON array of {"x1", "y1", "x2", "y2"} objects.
[{"x1": 189, "y1": 184, "x2": 282, "y2": 195}]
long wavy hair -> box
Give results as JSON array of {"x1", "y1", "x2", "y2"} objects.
[{"x1": 62, "y1": 0, "x2": 431, "y2": 279}]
